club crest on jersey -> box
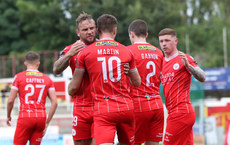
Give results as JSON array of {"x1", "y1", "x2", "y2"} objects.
[
  {"x1": 173, "y1": 63, "x2": 179, "y2": 70},
  {"x1": 138, "y1": 45, "x2": 156, "y2": 51},
  {"x1": 26, "y1": 72, "x2": 43, "y2": 77}
]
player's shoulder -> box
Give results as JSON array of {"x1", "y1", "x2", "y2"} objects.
[
  {"x1": 64, "y1": 43, "x2": 74, "y2": 52},
  {"x1": 15, "y1": 71, "x2": 27, "y2": 77},
  {"x1": 185, "y1": 53, "x2": 195, "y2": 60},
  {"x1": 127, "y1": 44, "x2": 136, "y2": 49},
  {"x1": 85, "y1": 41, "x2": 97, "y2": 49},
  {"x1": 59, "y1": 43, "x2": 75, "y2": 56}
]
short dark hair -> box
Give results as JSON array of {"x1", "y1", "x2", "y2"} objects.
[
  {"x1": 76, "y1": 12, "x2": 94, "y2": 29},
  {"x1": 128, "y1": 19, "x2": 147, "y2": 37},
  {"x1": 97, "y1": 14, "x2": 117, "y2": 34},
  {"x1": 25, "y1": 51, "x2": 40, "y2": 63},
  {"x1": 158, "y1": 28, "x2": 177, "y2": 37}
]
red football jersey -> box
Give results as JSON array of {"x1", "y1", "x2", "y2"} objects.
[
  {"x1": 76, "y1": 39, "x2": 137, "y2": 115},
  {"x1": 161, "y1": 53, "x2": 198, "y2": 114},
  {"x1": 12, "y1": 70, "x2": 55, "y2": 118},
  {"x1": 128, "y1": 42, "x2": 164, "y2": 112},
  {"x1": 59, "y1": 43, "x2": 93, "y2": 112}
]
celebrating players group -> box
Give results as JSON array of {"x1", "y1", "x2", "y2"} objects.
[{"x1": 7, "y1": 13, "x2": 205, "y2": 145}]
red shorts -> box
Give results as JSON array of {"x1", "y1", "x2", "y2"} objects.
[
  {"x1": 134, "y1": 109, "x2": 164, "y2": 143},
  {"x1": 164, "y1": 112, "x2": 196, "y2": 145},
  {"x1": 14, "y1": 117, "x2": 46, "y2": 145},
  {"x1": 72, "y1": 111, "x2": 94, "y2": 141},
  {"x1": 94, "y1": 110, "x2": 135, "y2": 145}
]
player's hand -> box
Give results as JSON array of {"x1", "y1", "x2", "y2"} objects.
[
  {"x1": 43, "y1": 123, "x2": 49, "y2": 137},
  {"x1": 178, "y1": 51, "x2": 189, "y2": 68},
  {"x1": 67, "y1": 41, "x2": 85, "y2": 57},
  {"x1": 124, "y1": 63, "x2": 130, "y2": 75},
  {"x1": 6, "y1": 116, "x2": 11, "y2": 126}
]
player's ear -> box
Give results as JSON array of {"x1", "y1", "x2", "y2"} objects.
[
  {"x1": 174, "y1": 37, "x2": 178, "y2": 44},
  {"x1": 113, "y1": 27, "x2": 117, "y2": 35},
  {"x1": 76, "y1": 29, "x2": 80, "y2": 37},
  {"x1": 97, "y1": 28, "x2": 100, "y2": 35},
  {"x1": 24, "y1": 61, "x2": 28, "y2": 67},
  {"x1": 130, "y1": 31, "x2": 135, "y2": 38},
  {"x1": 37, "y1": 61, "x2": 40, "y2": 67},
  {"x1": 146, "y1": 32, "x2": 148, "y2": 38}
]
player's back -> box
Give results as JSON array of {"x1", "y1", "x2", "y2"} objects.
[
  {"x1": 77, "y1": 39, "x2": 136, "y2": 114},
  {"x1": 128, "y1": 43, "x2": 163, "y2": 112},
  {"x1": 12, "y1": 70, "x2": 54, "y2": 118}
]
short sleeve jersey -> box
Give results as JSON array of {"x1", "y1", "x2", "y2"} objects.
[
  {"x1": 76, "y1": 39, "x2": 137, "y2": 115},
  {"x1": 59, "y1": 43, "x2": 93, "y2": 112},
  {"x1": 161, "y1": 53, "x2": 198, "y2": 114},
  {"x1": 12, "y1": 70, "x2": 55, "y2": 118},
  {"x1": 128, "y1": 43, "x2": 164, "y2": 112}
]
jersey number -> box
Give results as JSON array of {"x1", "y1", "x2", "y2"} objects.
[
  {"x1": 97, "y1": 56, "x2": 121, "y2": 83},
  {"x1": 25, "y1": 84, "x2": 45, "y2": 104},
  {"x1": 146, "y1": 61, "x2": 156, "y2": 87}
]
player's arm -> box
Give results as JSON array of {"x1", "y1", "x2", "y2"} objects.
[
  {"x1": 179, "y1": 51, "x2": 206, "y2": 82},
  {"x1": 53, "y1": 41, "x2": 84, "y2": 74},
  {"x1": 43, "y1": 88, "x2": 58, "y2": 136},
  {"x1": 128, "y1": 69, "x2": 141, "y2": 87},
  {"x1": 6, "y1": 88, "x2": 17, "y2": 126},
  {"x1": 68, "y1": 69, "x2": 85, "y2": 96}
]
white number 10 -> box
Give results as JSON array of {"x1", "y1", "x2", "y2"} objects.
[
  {"x1": 25, "y1": 84, "x2": 45, "y2": 104},
  {"x1": 97, "y1": 56, "x2": 121, "y2": 83}
]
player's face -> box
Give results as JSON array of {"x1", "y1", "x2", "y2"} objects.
[
  {"x1": 159, "y1": 35, "x2": 178, "y2": 55},
  {"x1": 77, "y1": 19, "x2": 96, "y2": 45}
]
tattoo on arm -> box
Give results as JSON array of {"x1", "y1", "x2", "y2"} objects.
[
  {"x1": 187, "y1": 65, "x2": 206, "y2": 82},
  {"x1": 53, "y1": 56, "x2": 71, "y2": 74}
]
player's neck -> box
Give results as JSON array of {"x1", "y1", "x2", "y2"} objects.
[
  {"x1": 133, "y1": 37, "x2": 146, "y2": 44},
  {"x1": 99, "y1": 33, "x2": 115, "y2": 40},
  {"x1": 27, "y1": 66, "x2": 39, "y2": 71},
  {"x1": 165, "y1": 50, "x2": 178, "y2": 59},
  {"x1": 133, "y1": 40, "x2": 147, "y2": 44}
]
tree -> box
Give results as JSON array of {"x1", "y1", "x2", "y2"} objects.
[
  {"x1": 16, "y1": 0, "x2": 75, "y2": 52},
  {"x1": 0, "y1": 0, "x2": 29, "y2": 55}
]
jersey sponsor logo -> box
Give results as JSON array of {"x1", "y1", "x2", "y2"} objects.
[
  {"x1": 138, "y1": 45, "x2": 156, "y2": 51},
  {"x1": 72, "y1": 129, "x2": 76, "y2": 136},
  {"x1": 173, "y1": 63, "x2": 179, "y2": 70},
  {"x1": 161, "y1": 72, "x2": 175, "y2": 83},
  {"x1": 96, "y1": 41, "x2": 118, "y2": 47},
  {"x1": 26, "y1": 72, "x2": 43, "y2": 77}
]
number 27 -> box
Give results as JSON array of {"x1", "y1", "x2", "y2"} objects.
[{"x1": 25, "y1": 84, "x2": 45, "y2": 104}]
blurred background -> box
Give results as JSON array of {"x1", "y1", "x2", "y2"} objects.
[{"x1": 1, "y1": 0, "x2": 230, "y2": 144}]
